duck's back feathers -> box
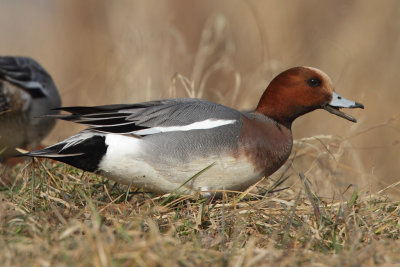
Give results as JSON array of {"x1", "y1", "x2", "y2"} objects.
[{"x1": 50, "y1": 99, "x2": 241, "y2": 135}]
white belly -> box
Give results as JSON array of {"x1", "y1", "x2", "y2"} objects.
[{"x1": 97, "y1": 134, "x2": 263, "y2": 194}]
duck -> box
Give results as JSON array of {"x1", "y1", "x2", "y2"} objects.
[
  {"x1": 0, "y1": 56, "x2": 61, "y2": 161},
  {"x1": 24, "y1": 66, "x2": 363, "y2": 194}
]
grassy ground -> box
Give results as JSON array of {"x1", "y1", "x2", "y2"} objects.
[{"x1": 1, "y1": 144, "x2": 400, "y2": 266}]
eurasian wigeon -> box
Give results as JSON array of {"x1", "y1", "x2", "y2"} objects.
[
  {"x1": 24, "y1": 67, "x2": 363, "y2": 194},
  {"x1": 0, "y1": 56, "x2": 61, "y2": 161}
]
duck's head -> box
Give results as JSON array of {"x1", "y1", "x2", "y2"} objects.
[{"x1": 255, "y1": 66, "x2": 364, "y2": 127}]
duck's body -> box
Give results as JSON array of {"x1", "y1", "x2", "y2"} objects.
[
  {"x1": 25, "y1": 67, "x2": 363, "y2": 194},
  {"x1": 32, "y1": 99, "x2": 292, "y2": 193},
  {"x1": 0, "y1": 56, "x2": 61, "y2": 160}
]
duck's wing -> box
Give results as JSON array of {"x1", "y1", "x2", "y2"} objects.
[
  {"x1": 23, "y1": 99, "x2": 242, "y2": 172},
  {"x1": 0, "y1": 56, "x2": 53, "y2": 98},
  {"x1": 50, "y1": 98, "x2": 241, "y2": 136}
]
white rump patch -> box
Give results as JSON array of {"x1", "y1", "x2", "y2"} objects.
[
  {"x1": 103, "y1": 134, "x2": 142, "y2": 155},
  {"x1": 133, "y1": 119, "x2": 236, "y2": 135}
]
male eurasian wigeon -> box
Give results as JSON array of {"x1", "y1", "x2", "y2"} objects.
[
  {"x1": 0, "y1": 56, "x2": 61, "y2": 160},
  {"x1": 24, "y1": 67, "x2": 363, "y2": 194}
]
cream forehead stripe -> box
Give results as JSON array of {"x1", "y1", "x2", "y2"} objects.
[{"x1": 133, "y1": 119, "x2": 237, "y2": 135}]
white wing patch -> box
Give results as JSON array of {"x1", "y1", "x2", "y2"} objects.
[{"x1": 133, "y1": 119, "x2": 236, "y2": 135}]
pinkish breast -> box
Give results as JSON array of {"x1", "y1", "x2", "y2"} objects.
[{"x1": 239, "y1": 114, "x2": 293, "y2": 176}]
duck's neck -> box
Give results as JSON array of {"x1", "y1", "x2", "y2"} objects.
[
  {"x1": 255, "y1": 87, "x2": 318, "y2": 129},
  {"x1": 255, "y1": 95, "x2": 295, "y2": 129}
]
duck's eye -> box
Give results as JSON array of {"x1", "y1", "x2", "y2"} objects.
[{"x1": 307, "y1": 77, "x2": 322, "y2": 87}]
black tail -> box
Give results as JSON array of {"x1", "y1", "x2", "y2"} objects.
[{"x1": 24, "y1": 135, "x2": 108, "y2": 172}]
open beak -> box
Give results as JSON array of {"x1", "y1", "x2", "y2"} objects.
[{"x1": 323, "y1": 92, "x2": 364, "y2": 123}]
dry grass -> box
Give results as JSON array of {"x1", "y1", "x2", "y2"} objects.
[
  {"x1": 1, "y1": 155, "x2": 400, "y2": 266},
  {"x1": 1, "y1": 133, "x2": 400, "y2": 266}
]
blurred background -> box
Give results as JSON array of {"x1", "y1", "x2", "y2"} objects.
[{"x1": 0, "y1": 0, "x2": 399, "y2": 198}]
